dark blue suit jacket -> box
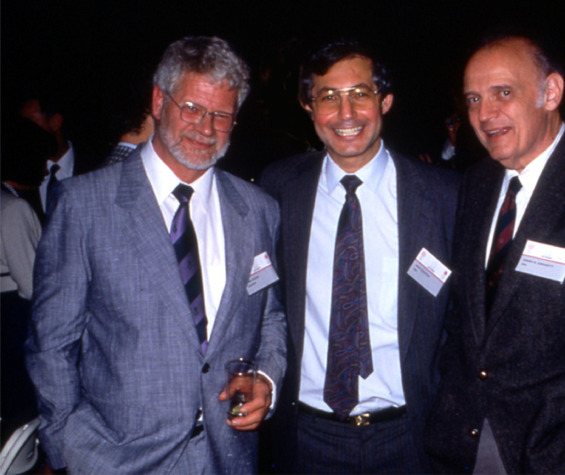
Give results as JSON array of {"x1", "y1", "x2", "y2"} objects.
[{"x1": 260, "y1": 150, "x2": 460, "y2": 471}]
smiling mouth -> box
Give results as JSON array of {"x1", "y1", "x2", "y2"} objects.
[
  {"x1": 182, "y1": 134, "x2": 217, "y2": 148},
  {"x1": 484, "y1": 127, "x2": 510, "y2": 137},
  {"x1": 334, "y1": 126, "x2": 363, "y2": 137}
]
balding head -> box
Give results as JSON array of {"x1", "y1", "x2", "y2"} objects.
[{"x1": 463, "y1": 36, "x2": 564, "y2": 171}]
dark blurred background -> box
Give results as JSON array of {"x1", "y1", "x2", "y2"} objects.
[{"x1": 3, "y1": 0, "x2": 564, "y2": 178}]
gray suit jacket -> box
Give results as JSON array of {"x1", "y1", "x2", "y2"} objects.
[
  {"x1": 426, "y1": 136, "x2": 565, "y2": 474},
  {"x1": 260, "y1": 150, "x2": 459, "y2": 471},
  {"x1": 26, "y1": 150, "x2": 287, "y2": 474}
]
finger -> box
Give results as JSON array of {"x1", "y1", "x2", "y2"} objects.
[{"x1": 227, "y1": 408, "x2": 267, "y2": 431}]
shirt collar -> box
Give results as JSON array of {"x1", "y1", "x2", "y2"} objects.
[
  {"x1": 504, "y1": 122, "x2": 565, "y2": 192},
  {"x1": 323, "y1": 140, "x2": 389, "y2": 195},
  {"x1": 117, "y1": 142, "x2": 137, "y2": 150},
  {"x1": 47, "y1": 141, "x2": 74, "y2": 175},
  {"x1": 140, "y1": 138, "x2": 215, "y2": 208}
]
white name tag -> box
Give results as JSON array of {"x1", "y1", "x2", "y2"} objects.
[
  {"x1": 515, "y1": 240, "x2": 565, "y2": 284},
  {"x1": 407, "y1": 248, "x2": 452, "y2": 297},
  {"x1": 247, "y1": 252, "x2": 279, "y2": 295}
]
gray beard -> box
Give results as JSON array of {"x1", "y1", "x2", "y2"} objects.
[{"x1": 159, "y1": 123, "x2": 230, "y2": 171}]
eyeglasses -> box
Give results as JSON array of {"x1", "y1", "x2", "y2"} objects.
[
  {"x1": 311, "y1": 85, "x2": 380, "y2": 114},
  {"x1": 165, "y1": 92, "x2": 236, "y2": 132}
]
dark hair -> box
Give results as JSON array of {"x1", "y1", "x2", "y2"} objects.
[
  {"x1": 298, "y1": 39, "x2": 392, "y2": 106},
  {"x1": 20, "y1": 90, "x2": 68, "y2": 120},
  {"x1": 2, "y1": 118, "x2": 57, "y2": 187},
  {"x1": 468, "y1": 27, "x2": 565, "y2": 79},
  {"x1": 109, "y1": 70, "x2": 153, "y2": 141}
]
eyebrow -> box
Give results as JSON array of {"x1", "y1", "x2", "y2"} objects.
[
  {"x1": 179, "y1": 98, "x2": 235, "y2": 116},
  {"x1": 464, "y1": 83, "x2": 514, "y2": 94},
  {"x1": 316, "y1": 83, "x2": 373, "y2": 92}
]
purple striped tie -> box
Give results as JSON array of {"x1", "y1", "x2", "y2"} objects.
[
  {"x1": 324, "y1": 175, "x2": 373, "y2": 420},
  {"x1": 486, "y1": 176, "x2": 522, "y2": 310},
  {"x1": 171, "y1": 184, "x2": 208, "y2": 354}
]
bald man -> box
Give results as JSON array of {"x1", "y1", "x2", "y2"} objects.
[{"x1": 426, "y1": 33, "x2": 565, "y2": 474}]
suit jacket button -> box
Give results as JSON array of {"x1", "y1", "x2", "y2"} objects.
[
  {"x1": 478, "y1": 370, "x2": 488, "y2": 380},
  {"x1": 470, "y1": 428, "x2": 480, "y2": 437},
  {"x1": 202, "y1": 363, "x2": 210, "y2": 374}
]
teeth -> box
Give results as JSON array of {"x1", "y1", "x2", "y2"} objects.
[
  {"x1": 486, "y1": 128, "x2": 508, "y2": 136},
  {"x1": 335, "y1": 126, "x2": 362, "y2": 136}
]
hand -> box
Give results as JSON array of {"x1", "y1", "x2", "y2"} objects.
[{"x1": 218, "y1": 374, "x2": 272, "y2": 431}]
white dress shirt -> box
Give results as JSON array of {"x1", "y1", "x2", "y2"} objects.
[
  {"x1": 300, "y1": 141, "x2": 405, "y2": 414},
  {"x1": 141, "y1": 139, "x2": 226, "y2": 336},
  {"x1": 39, "y1": 141, "x2": 75, "y2": 211},
  {"x1": 141, "y1": 139, "x2": 277, "y2": 402},
  {"x1": 485, "y1": 123, "x2": 565, "y2": 267}
]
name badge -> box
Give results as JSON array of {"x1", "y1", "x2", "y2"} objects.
[
  {"x1": 407, "y1": 248, "x2": 452, "y2": 297},
  {"x1": 247, "y1": 251, "x2": 279, "y2": 295},
  {"x1": 515, "y1": 240, "x2": 565, "y2": 283}
]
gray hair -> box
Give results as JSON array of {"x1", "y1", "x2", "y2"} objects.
[{"x1": 153, "y1": 36, "x2": 250, "y2": 109}]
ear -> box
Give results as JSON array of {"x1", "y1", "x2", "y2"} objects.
[
  {"x1": 544, "y1": 72, "x2": 564, "y2": 111},
  {"x1": 152, "y1": 85, "x2": 166, "y2": 121},
  {"x1": 381, "y1": 93, "x2": 394, "y2": 115},
  {"x1": 301, "y1": 101, "x2": 314, "y2": 119}
]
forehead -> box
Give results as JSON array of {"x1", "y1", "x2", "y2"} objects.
[
  {"x1": 464, "y1": 39, "x2": 542, "y2": 91},
  {"x1": 21, "y1": 99, "x2": 43, "y2": 115},
  {"x1": 313, "y1": 56, "x2": 374, "y2": 90},
  {"x1": 174, "y1": 72, "x2": 237, "y2": 109}
]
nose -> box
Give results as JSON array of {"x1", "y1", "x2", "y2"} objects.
[
  {"x1": 195, "y1": 112, "x2": 215, "y2": 136},
  {"x1": 337, "y1": 93, "x2": 356, "y2": 120},
  {"x1": 478, "y1": 97, "x2": 497, "y2": 123}
]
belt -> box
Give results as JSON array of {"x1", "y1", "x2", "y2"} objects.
[
  {"x1": 298, "y1": 402, "x2": 406, "y2": 427},
  {"x1": 190, "y1": 424, "x2": 204, "y2": 439}
]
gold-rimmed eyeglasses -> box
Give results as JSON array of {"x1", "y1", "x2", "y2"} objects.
[
  {"x1": 311, "y1": 85, "x2": 380, "y2": 114},
  {"x1": 166, "y1": 92, "x2": 236, "y2": 133}
]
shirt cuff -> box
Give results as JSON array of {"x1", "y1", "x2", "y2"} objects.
[{"x1": 258, "y1": 370, "x2": 277, "y2": 410}]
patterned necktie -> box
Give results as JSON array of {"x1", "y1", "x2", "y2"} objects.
[
  {"x1": 485, "y1": 176, "x2": 522, "y2": 310},
  {"x1": 324, "y1": 175, "x2": 373, "y2": 420},
  {"x1": 170, "y1": 184, "x2": 208, "y2": 353}
]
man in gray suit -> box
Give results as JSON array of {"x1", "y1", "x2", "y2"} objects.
[
  {"x1": 27, "y1": 36, "x2": 286, "y2": 474},
  {"x1": 261, "y1": 39, "x2": 459, "y2": 473},
  {"x1": 426, "y1": 32, "x2": 565, "y2": 473}
]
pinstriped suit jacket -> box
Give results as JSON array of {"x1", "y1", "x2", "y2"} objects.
[
  {"x1": 26, "y1": 149, "x2": 286, "y2": 474},
  {"x1": 260, "y1": 150, "x2": 459, "y2": 471}
]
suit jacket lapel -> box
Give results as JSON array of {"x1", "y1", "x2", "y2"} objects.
[
  {"x1": 394, "y1": 154, "x2": 439, "y2": 362},
  {"x1": 461, "y1": 161, "x2": 504, "y2": 344},
  {"x1": 205, "y1": 170, "x2": 252, "y2": 358},
  {"x1": 487, "y1": 138, "x2": 565, "y2": 333},
  {"x1": 284, "y1": 155, "x2": 324, "y2": 362},
  {"x1": 116, "y1": 153, "x2": 200, "y2": 347}
]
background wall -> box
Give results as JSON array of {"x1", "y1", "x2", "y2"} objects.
[{"x1": 3, "y1": 0, "x2": 564, "y2": 176}]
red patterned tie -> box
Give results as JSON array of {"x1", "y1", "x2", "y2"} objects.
[
  {"x1": 170, "y1": 185, "x2": 208, "y2": 354},
  {"x1": 324, "y1": 175, "x2": 373, "y2": 420},
  {"x1": 486, "y1": 176, "x2": 522, "y2": 310}
]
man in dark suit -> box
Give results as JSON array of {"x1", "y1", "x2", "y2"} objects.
[
  {"x1": 20, "y1": 93, "x2": 94, "y2": 222},
  {"x1": 26, "y1": 36, "x2": 286, "y2": 474},
  {"x1": 425, "y1": 33, "x2": 565, "y2": 474},
  {"x1": 261, "y1": 39, "x2": 459, "y2": 474}
]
